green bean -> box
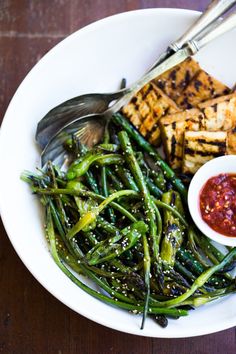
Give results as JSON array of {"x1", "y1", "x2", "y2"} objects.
[
  {"x1": 47, "y1": 162, "x2": 69, "y2": 233},
  {"x1": 74, "y1": 141, "x2": 100, "y2": 193},
  {"x1": 50, "y1": 220, "x2": 137, "y2": 304},
  {"x1": 152, "y1": 201, "x2": 162, "y2": 247},
  {"x1": 106, "y1": 167, "x2": 124, "y2": 190},
  {"x1": 85, "y1": 223, "x2": 142, "y2": 276},
  {"x1": 101, "y1": 165, "x2": 116, "y2": 223},
  {"x1": 48, "y1": 199, "x2": 74, "y2": 254},
  {"x1": 136, "y1": 151, "x2": 166, "y2": 191},
  {"x1": 96, "y1": 216, "x2": 118, "y2": 235},
  {"x1": 176, "y1": 248, "x2": 230, "y2": 288},
  {"x1": 160, "y1": 191, "x2": 185, "y2": 267},
  {"x1": 112, "y1": 113, "x2": 187, "y2": 201},
  {"x1": 187, "y1": 227, "x2": 211, "y2": 268},
  {"x1": 116, "y1": 166, "x2": 139, "y2": 192},
  {"x1": 66, "y1": 189, "x2": 137, "y2": 239},
  {"x1": 85, "y1": 170, "x2": 100, "y2": 194},
  {"x1": 144, "y1": 176, "x2": 163, "y2": 198},
  {"x1": 194, "y1": 231, "x2": 227, "y2": 263},
  {"x1": 97, "y1": 143, "x2": 120, "y2": 152},
  {"x1": 74, "y1": 196, "x2": 98, "y2": 232},
  {"x1": 111, "y1": 258, "x2": 141, "y2": 274},
  {"x1": 174, "y1": 260, "x2": 196, "y2": 283},
  {"x1": 161, "y1": 223, "x2": 183, "y2": 266},
  {"x1": 141, "y1": 234, "x2": 151, "y2": 329},
  {"x1": 118, "y1": 131, "x2": 158, "y2": 328},
  {"x1": 155, "y1": 248, "x2": 236, "y2": 308},
  {"x1": 153, "y1": 172, "x2": 166, "y2": 193},
  {"x1": 118, "y1": 131, "x2": 159, "y2": 259},
  {"x1": 87, "y1": 221, "x2": 148, "y2": 265},
  {"x1": 60, "y1": 250, "x2": 137, "y2": 303},
  {"x1": 84, "y1": 231, "x2": 98, "y2": 246},
  {"x1": 154, "y1": 200, "x2": 188, "y2": 227},
  {"x1": 23, "y1": 108, "x2": 236, "y2": 330},
  {"x1": 193, "y1": 236, "x2": 233, "y2": 280},
  {"x1": 33, "y1": 187, "x2": 137, "y2": 222},
  {"x1": 67, "y1": 152, "x2": 123, "y2": 180},
  {"x1": 47, "y1": 205, "x2": 188, "y2": 318}
]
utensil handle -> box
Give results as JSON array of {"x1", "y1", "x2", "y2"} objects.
[
  {"x1": 190, "y1": 9, "x2": 236, "y2": 51},
  {"x1": 170, "y1": 0, "x2": 236, "y2": 51}
]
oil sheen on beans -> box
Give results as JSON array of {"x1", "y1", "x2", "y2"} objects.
[{"x1": 200, "y1": 173, "x2": 236, "y2": 237}]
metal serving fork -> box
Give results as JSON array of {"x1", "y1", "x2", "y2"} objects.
[
  {"x1": 39, "y1": 1, "x2": 236, "y2": 166},
  {"x1": 36, "y1": 0, "x2": 236, "y2": 151}
]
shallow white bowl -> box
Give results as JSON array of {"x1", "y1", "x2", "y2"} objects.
[
  {"x1": 188, "y1": 155, "x2": 236, "y2": 247},
  {"x1": 0, "y1": 8, "x2": 236, "y2": 338}
]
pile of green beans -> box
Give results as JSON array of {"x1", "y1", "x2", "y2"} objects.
[{"x1": 22, "y1": 113, "x2": 236, "y2": 329}]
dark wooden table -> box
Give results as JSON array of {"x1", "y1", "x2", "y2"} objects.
[{"x1": 0, "y1": 1, "x2": 235, "y2": 353}]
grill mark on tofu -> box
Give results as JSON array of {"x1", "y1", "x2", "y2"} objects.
[
  {"x1": 182, "y1": 97, "x2": 193, "y2": 109},
  {"x1": 157, "y1": 80, "x2": 165, "y2": 91},
  {"x1": 197, "y1": 139, "x2": 226, "y2": 147},
  {"x1": 170, "y1": 135, "x2": 177, "y2": 161},
  {"x1": 194, "y1": 80, "x2": 202, "y2": 92},
  {"x1": 184, "y1": 147, "x2": 225, "y2": 157},
  {"x1": 212, "y1": 103, "x2": 217, "y2": 112},
  {"x1": 184, "y1": 146, "x2": 194, "y2": 156},
  {"x1": 169, "y1": 69, "x2": 177, "y2": 81},
  {"x1": 140, "y1": 84, "x2": 153, "y2": 101},
  {"x1": 181, "y1": 70, "x2": 191, "y2": 90},
  {"x1": 131, "y1": 96, "x2": 138, "y2": 104}
]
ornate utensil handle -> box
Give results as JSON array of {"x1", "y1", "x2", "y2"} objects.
[
  {"x1": 170, "y1": 0, "x2": 236, "y2": 51},
  {"x1": 189, "y1": 9, "x2": 236, "y2": 51}
]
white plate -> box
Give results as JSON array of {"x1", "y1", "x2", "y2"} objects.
[{"x1": 0, "y1": 9, "x2": 236, "y2": 338}]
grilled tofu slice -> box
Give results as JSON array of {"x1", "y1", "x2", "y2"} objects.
[
  {"x1": 122, "y1": 83, "x2": 179, "y2": 146},
  {"x1": 154, "y1": 58, "x2": 200, "y2": 102},
  {"x1": 227, "y1": 129, "x2": 236, "y2": 155},
  {"x1": 198, "y1": 93, "x2": 236, "y2": 131},
  {"x1": 159, "y1": 109, "x2": 203, "y2": 170},
  {"x1": 122, "y1": 85, "x2": 149, "y2": 127},
  {"x1": 176, "y1": 70, "x2": 230, "y2": 109},
  {"x1": 182, "y1": 131, "x2": 227, "y2": 174}
]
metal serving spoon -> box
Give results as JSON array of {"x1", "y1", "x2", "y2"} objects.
[
  {"x1": 41, "y1": 6, "x2": 236, "y2": 167},
  {"x1": 36, "y1": 0, "x2": 236, "y2": 151}
]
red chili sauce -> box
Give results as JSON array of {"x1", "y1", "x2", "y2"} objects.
[{"x1": 200, "y1": 173, "x2": 236, "y2": 237}]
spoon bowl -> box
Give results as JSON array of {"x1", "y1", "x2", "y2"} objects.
[
  {"x1": 36, "y1": 90, "x2": 126, "y2": 150},
  {"x1": 41, "y1": 113, "x2": 106, "y2": 166}
]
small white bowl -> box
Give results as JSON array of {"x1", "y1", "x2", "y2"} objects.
[{"x1": 188, "y1": 155, "x2": 236, "y2": 247}]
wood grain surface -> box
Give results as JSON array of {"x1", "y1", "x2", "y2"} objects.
[{"x1": 0, "y1": 1, "x2": 235, "y2": 353}]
